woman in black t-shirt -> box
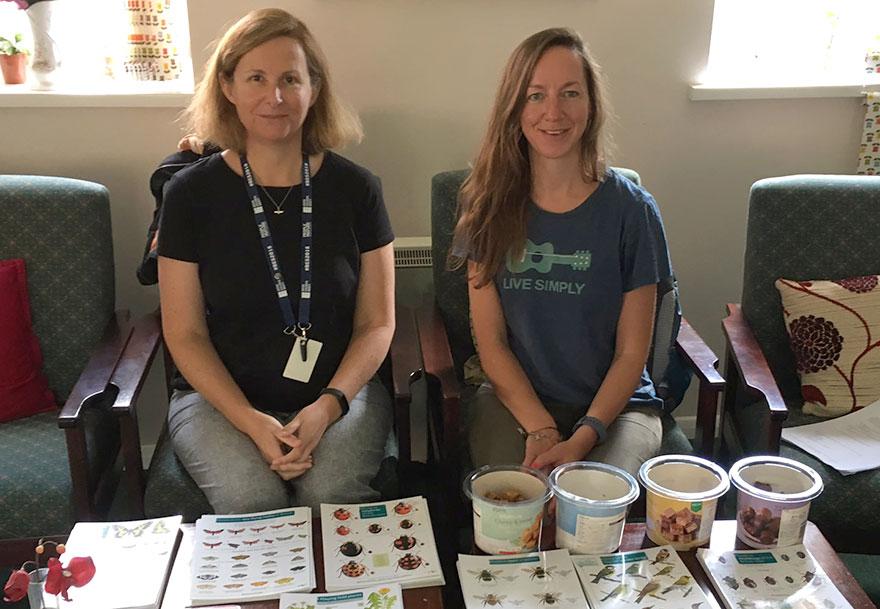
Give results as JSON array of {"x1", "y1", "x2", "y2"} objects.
[{"x1": 157, "y1": 8, "x2": 395, "y2": 513}]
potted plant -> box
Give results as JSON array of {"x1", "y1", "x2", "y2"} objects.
[{"x1": 0, "y1": 32, "x2": 28, "y2": 84}]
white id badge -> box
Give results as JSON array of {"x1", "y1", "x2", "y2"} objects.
[{"x1": 283, "y1": 338, "x2": 323, "y2": 382}]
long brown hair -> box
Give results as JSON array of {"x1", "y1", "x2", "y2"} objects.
[
  {"x1": 451, "y1": 28, "x2": 609, "y2": 286},
  {"x1": 183, "y1": 8, "x2": 362, "y2": 154}
]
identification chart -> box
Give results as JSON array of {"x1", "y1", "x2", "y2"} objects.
[
  {"x1": 190, "y1": 507, "x2": 315, "y2": 605},
  {"x1": 280, "y1": 583, "x2": 404, "y2": 609},
  {"x1": 321, "y1": 496, "x2": 444, "y2": 591},
  {"x1": 458, "y1": 549, "x2": 588, "y2": 609}
]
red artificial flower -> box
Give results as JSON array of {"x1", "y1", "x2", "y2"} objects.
[
  {"x1": 44, "y1": 556, "x2": 96, "y2": 601},
  {"x1": 3, "y1": 568, "x2": 29, "y2": 602}
]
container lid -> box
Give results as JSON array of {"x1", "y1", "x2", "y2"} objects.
[
  {"x1": 463, "y1": 464, "x2": 552, "y2": 507},
  {"x1": 730, "y1": 455, "x2": 824, "y2": 503},
  {"x1": 638, "y1": 454, "x2": 730, "y2": 501},
  {"x1": 549, "y1": 461, "x2": 639, "y2": 509}
]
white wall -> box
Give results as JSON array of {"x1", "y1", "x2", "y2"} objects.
[{"x1": 0, "y1": 0, "x2": 865, "y2": 436}]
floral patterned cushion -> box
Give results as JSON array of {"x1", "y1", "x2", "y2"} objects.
[{"x1": 775, "y1": 275, "x2": 880, "y2": 417}]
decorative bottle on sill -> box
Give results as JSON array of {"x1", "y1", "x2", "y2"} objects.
[{"x1": 25, "y1": 0, "x2": 58, "y2": 90}]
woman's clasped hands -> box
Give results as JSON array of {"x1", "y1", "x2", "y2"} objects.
[{"x1": 268, "y1": 394, "x2": 341, "y2": 480}]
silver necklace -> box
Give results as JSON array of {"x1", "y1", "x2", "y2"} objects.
[{"x1": 259, "y1": 184, "x2": 295, "y2": 215}]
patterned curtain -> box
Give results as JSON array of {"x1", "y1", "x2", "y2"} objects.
[
  {"x1": 859, "y1": 93, "x2": 880, "y2": 176},
  {"x1": 858, "y1": 50, "x2": 880, "y2": 175},
  {"x1": 123, "y1": 0, "x2": 183, "y2": 81}
]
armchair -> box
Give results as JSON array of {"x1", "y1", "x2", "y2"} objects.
[
  {"x1": 112, "y1": 306, "x2": 423, "y2": 522},
  {"x1": 721, "y1": 175, "x2": 880, "y2": 552},
  {"x1": 0, "y1": 175, "x2": 134, "y2": 564},
  {"x1": 416, "y1": 168, "x2": 725, "y2": 522}
]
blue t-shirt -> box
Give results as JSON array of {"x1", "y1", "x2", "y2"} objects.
[{"x1": 496, "y1": 169, "x2": 672, "y2": 411}]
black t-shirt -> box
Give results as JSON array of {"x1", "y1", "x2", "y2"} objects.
[{"x1": 157, "y1": 151, "x2": 394, "y2": 412}]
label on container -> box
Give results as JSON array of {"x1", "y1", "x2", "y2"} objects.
[
  {"x1": 474, "y1": 502, "x2": 543, "y2": 554},
  {"x1": 556, "y1": 512, "x2": 625, "y2": 555},
  {"x1": 777, "y1": 503, "x2": 810, "y2": 547}
]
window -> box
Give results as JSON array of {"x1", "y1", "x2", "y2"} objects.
[
  {"x1": 0, "y1": 0, "x2": 192, "y2": 95},
  {"x1": 697, "y1": 0, "x2": 880, "y2": 88}
]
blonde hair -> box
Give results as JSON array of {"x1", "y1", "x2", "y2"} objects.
[
  {"x1": 451, "y1": 28, "x2": 609, "y2": 286},
  {"x1": 183, "y1": 8, "x2": 362, "y2": 154}
]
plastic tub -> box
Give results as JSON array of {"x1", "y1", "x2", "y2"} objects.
[
  {"x1": 464, "y1": 464, "x2": 551, "y2": 554},
  {"x1": 730, "y1": 455, "x2": 823, "y2": 549},
  {"x1": 550, "y1": 461, "x2": 640, "y2": 554},
  {"x1": 638, "y1": 454, "x2": 730, "y2": 550}
]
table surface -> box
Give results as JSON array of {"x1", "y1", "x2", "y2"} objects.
[
  {"x1": 149, "y1": 517, "x2": 876, "y2": 609},
  {"x1": 160, "y1": 519, "x2": 445, "y2": 609}
]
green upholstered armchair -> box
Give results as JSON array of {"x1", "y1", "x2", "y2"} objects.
[
  {"x1": 117, "y1": 307, "x2": 422, "y2": 523},
  {"x1": 416, "y1": 168, "x2": 725, "y2": 521},
  {"x1": 721, "y1": 175, "x2": 880, "y2": 553},
  {"x1": 0, "y1": 175, "x2": 133, "y2": 562}
]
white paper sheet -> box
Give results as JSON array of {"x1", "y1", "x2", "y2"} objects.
[{"x1": 781, "y1": 398, "x2": 880, "y2": 474}]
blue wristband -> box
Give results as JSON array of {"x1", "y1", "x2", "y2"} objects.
[{"x1": 575, "y1": 415, "x2": 607, "y2": 445}]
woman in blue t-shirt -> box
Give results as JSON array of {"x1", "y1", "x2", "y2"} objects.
[{"x1": 452, "y1": 28, "x2": 672, "y2": 477}]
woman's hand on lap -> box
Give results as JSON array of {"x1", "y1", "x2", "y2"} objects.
[
  {"x1": 271, "y1": 395, "x2": 339, "y2": 478},
  {"x1": 530, "y1": 430, "x2": 596, "y2": 471},
  {"x1": 522, "y1": 430, "x2": 561, "y2": 468},
  {"x1": 240, "y1": 410, "x2": 292, "y2": 466}
]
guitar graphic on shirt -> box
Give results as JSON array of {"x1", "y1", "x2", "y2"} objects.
[{"x1": 507, "y1": 239, "x2": 591, "y2": 274}]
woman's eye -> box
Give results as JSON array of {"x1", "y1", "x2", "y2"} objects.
[
  {"x1": 285, "y1": 75, "x2": 297, "y2": 85},
  {"x1": 248, "y1": 74, "x2": 263, "y2": 82},
  {"x1": 527, "y1": 92, "x2": 544, "y2": 102},
  {"x1": 563, "y1": 89, "x2": 580, "y2": 98}
]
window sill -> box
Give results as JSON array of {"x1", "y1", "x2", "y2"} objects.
[
  {"x1": 0, "y1": 83, "x2": 192, "y2": 108},
  {"x1": 689, "y1": 78, "x2": 880, "y2": 101}
]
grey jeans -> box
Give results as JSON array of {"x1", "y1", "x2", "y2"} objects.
[
  {"x1": 167, "y1": 376, "x2": 393, "y2": 513},
  {"x1": 467, "y1": 383, "x2": 662, "y2": 478}
]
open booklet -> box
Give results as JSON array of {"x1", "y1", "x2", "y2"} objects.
[
  {"x1": 458, "y1": 549, "x2": 588, "y2": 609},
  {"x1": 280, "y1": 583, "x2": 404, "y2": 609},
  {"x1": 320, "y1": 496, "x2": 444, "y2": 591},
  {"x1": 697, "y1": 544, "x2": 854, "y2": 609},
  {"x1": 571, "y1": 545, "x2": 711, "y2": 609},
  {"x1": 190, "y1": 506, "x2": 315, "y2": 606},
  {"x1": 35, "y1": 515, "x2": 182, "y2": 609}
]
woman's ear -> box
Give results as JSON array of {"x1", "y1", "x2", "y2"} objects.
[
  {"x1": 220, "y1": 75, "x2": 235, "y2": 105},
  {"x1": 309, "y1": 79, "x2": 321, "y2": 108}
]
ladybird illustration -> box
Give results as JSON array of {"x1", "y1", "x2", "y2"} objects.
[
  {"x1": 394, "y1": 501, "x2": 413, "y2": 515},
  {"x1": 393, "y1": 535, "x2": 417, "y2": 550},
  {"x1": 397, "y1": 553, "x2": 423, "y2": 570},
  {"x1": 400, "y1": 519, "x2": 414, "y2": 529},
  {"x1": 340, "y1": 560, "x2": 366, "y2": 578},
  {"x1": 368, "y1": 523, "x2": 383, "y2": 534},
  {"x1": 336, "y1": 525, "x2": 351, "y2": 536},
  {"x1": 333, "y1": 508, "x2": 351, "y2": 521},
  {"x1": 339, "y1": 541, "x2": 363, "y2": 557}
]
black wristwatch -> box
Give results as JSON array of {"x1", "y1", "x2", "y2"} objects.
[{"x1": 319, "y1": 387, "x2": 350, "y2": 418}]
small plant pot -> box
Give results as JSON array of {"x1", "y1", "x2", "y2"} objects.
[{"x1": 1, "y1": 53, "x2": 27, "y2": 85}]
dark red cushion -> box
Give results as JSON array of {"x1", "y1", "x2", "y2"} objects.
[{"x1": 0, "y1": 258, "x2": 56, "y2": 422}]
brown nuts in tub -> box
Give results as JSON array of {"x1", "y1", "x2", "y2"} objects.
[
  {"x1": 739, "y1": 505, "x2": 781, "y2": 545},
  {"x1": 483, "y1": 488, "x2": 528, "y2": 503},
  {"x1": 658, "y1": 507, "x2": 701, "y2": 543}
]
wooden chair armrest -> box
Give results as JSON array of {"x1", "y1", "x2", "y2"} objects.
[
  {"x1": 676, "y1": 318, "x2": 724, "y2": 457},
  {"x1": 677, "y1": 318, "x2": 724, "y2": 387},
  {"x1": 390, "y1": 305, "x2": 422, "y2": 403},
  {"x1": 415, "y1": 302, "x2": 461, "y2": 462},
  {"x1": 722, "y1": 303, "x2": 788, "y2": 418},
  {"x1": 58, "y1": 310, "x2": 133, "y2": 427},
  {"x1": 105, "y1": 310, "x2": 164, "y2": 518},
  {"x1": 390, "y1": 305, "x2": 422, "y2": 466},
  {"x1": 108, "y1": 310, "x2": 162, "y2": 417}
]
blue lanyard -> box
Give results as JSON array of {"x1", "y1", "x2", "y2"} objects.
[{"x1": 240, "y1": 155, "x2": 313, "y2": 345}]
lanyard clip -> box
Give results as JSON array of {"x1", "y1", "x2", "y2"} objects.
[{"x1": 297, "y1": 323, "x2": 312, "y2": 362}]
